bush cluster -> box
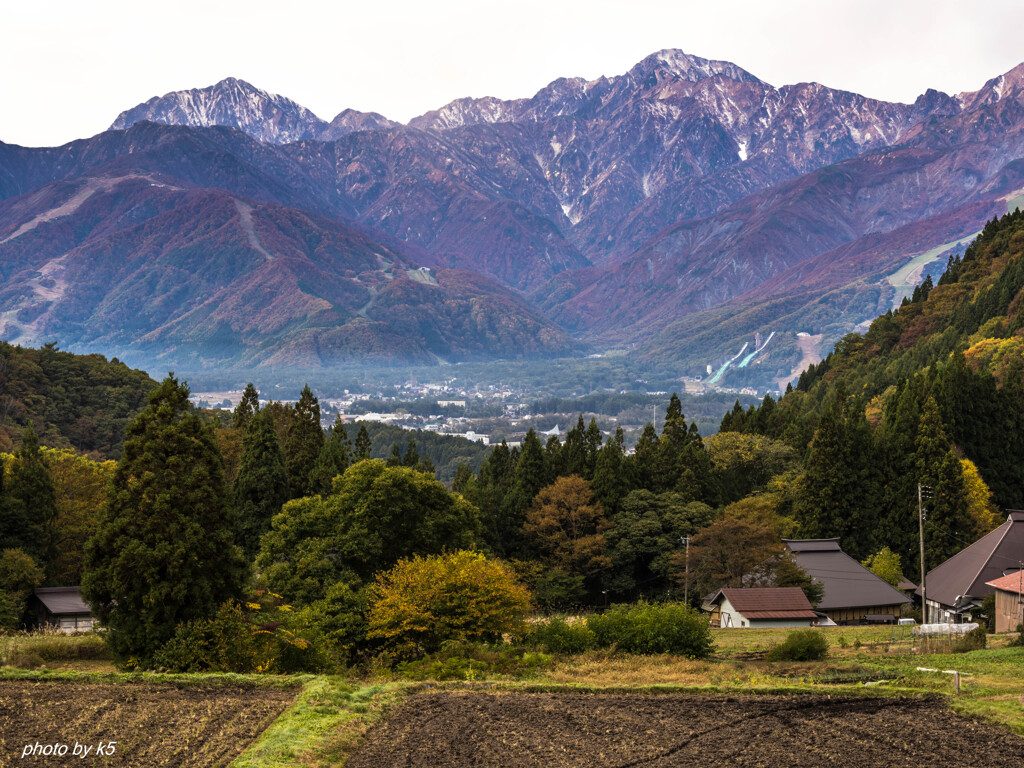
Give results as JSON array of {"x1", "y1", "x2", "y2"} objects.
[
  {"x1": 588, "y1": 602, "x2": 714, "y2": 657},
  {"x1": 952, "y1": 624, "x2": 988, "y2": 653},
  {"x1": 154, "y1": 599, "x2": 327, "y2": 674},
  {"x1": 765, "y1": 629, "x2": 829, "y2": 661},
  {"x1": 530, "y1": 618, "x2": 597, "y2": 655},
  {"x1": 531, "y1": 603, "x2": 713, "y2": 658}
]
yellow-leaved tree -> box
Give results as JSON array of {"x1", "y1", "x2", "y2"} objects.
[
  {"x1": 367, "y1": 551, "x2": 531, "y2": 657},
  {"x1": 960, "y1": 458, "x2": 1002, "y2": 538}
]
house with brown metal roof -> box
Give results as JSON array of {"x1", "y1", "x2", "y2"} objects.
[
  {"x1": 923, "y1": 510, "x2": 1024, "y2": 623},
  {"x1": 702, "y1": 587, "x2": 817, "y2": 628},
  {"x1": 784, "y1": 539, "x2": 911, "y2": 624},
  {"x1": 985, "y1": 571, "x2": 1024, "y2": 633}
]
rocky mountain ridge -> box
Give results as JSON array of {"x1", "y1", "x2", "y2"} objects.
[{"x1": 0, "y1": 50, "x2": 1021, "y2": 375}]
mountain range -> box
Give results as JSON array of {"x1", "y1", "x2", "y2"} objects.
[{"x1": 3, "y1": 50, "x2": 1024, "y2": 379}]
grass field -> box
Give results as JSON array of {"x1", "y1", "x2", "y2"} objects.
[{"x1": 1, "y1": 626, "x2": 1023, "y2": 766}]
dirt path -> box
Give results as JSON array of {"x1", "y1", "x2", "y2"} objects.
[{"x1": 347, "y1": 692, "x2": 1024, "y2": 767}]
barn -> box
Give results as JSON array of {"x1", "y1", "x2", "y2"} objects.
[{"x1": 702, "y1": 587, "x2": 818, "y2": 628}]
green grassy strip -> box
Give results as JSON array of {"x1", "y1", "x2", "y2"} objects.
[
  {"x1": 0, "y1": 666, "x2": 309, "y2": 689},
  {"x1": 886, "y1": 232, "x2": 980, "y2": 289},
  {"x1": 231, "y1": 679, "x2": 411, "y2": 768}
]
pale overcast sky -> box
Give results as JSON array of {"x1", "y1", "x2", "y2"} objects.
[{"x1": 3, "y1": 0, "x2": 1023, "y2": 147}]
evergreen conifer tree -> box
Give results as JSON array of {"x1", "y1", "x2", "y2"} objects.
[
  {"x1": 308, "y1": 416, "x2": 352, "y2": 495},
  {"x1": 354, "y1": 424, "x2": 372, "y2": 460},
  {"x1": 562, "y1": 416, "x2": 588, "y2": 478},
  {"x1": 927, "y1": 450, "x2": 973, "y2": 565},
  {"x1": 402, "y1": 438, "x2": 420, "y2": 468},
  {"x1": 795, "y1": 392, "x2": 879, "y2": 559},
  {"x1": 7, "y1": 426, "x2": 58, "y2": 580},
  {"x1": 284, "y1": 385, "x2": 324, "y2": 498},
  {"x1": 231, "y1": 383, "x2": 260, "y2": 429},
  {"x1": 452, "y1": 463, "x2": 475, "y2": 496},
  {"x1": 82, "y1": 375, "x2": 245, "y2": 667},
  {"x1": 591, "y1": 429, "x2": 627, "y2": 516},
  {"x1": 387, "y1": 442, "x2": 403, "y2": 466},
  {"x1": 233, "y1": 409, "x2": 289, "y2": 559},
  {"x1": 630, "y1": 423, "x2": 660, "y2": 491}
]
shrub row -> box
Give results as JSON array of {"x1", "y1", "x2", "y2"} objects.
[{"x1": 531, "y1": 602, "x2": 714, "y2": 658}]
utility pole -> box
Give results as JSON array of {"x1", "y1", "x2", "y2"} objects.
[
  {"x1": 919, "y1": 484, "x2": 929, "y2": 624},
  {"x1": 1019, "y1": 561, "x2": 1023, "y2": 630},
  {"x1": 681, "y1": 536, "x2": 691, "y2": 605}
]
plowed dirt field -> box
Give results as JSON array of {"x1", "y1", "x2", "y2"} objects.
[
  {"x1": 0, "y1": 680, "x2": 295, "y2": 767},
  {"x1": 348, "y1": 691, "x2": 1024, "y2": 767}
]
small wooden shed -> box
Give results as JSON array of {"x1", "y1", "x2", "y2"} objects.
[
  {"x1": 702, "y1": 587, "x2": 818, "y2": 628},
  {"x1": 30, "y1": 587, "x2": 95, "y2": 633},
  {"x1": 985, "y1": 571, "x2": 1024, "y2": 634}
]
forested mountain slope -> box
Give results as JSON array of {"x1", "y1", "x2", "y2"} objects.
[{"x1": 725, "y1": 210, "x2": 1024, "y2": 568}]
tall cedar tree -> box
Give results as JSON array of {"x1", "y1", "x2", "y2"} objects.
[
  {"x1": 233, "y1": 409, "x2": 289, "y2": 559},
  {"x1": 877, "y1": 378, "x2": 923, "y2": 561},
  {"x1": 402, "y1": 438, "x2": 420, "y2": 467},
  {"x1": 82, "y1": 376, "x2": 245, "y2": 667},
  {"x1": 354, "y1": 424, "x2": 372, "y2": 460},
  {"x1": 0, "y1": 455, "x2": 27, "y2": 557},
  {"x1": 476, "y1": 440, "x2": 516, "y2": 554},
  {"x1": 232, "y1": 383, "x2": 260, "y2": 429},
  {"x1": 502, "y1": 429, "x2": 547, "y2": 555},
  {"x1": 927, "y1": 449, "x2": 974, "y2": 566},
  {"x1": 591, "y1": 428, "x2": 628, "y2": 516},
  {"x1": 630, "y1": 423, "x2": 660, "y2": 490},
  {"x1": 561, "y1": 416, "x2": 590, "y2": 479},
  {"x1": 7, "y1": 426, "x2": 59, "y2": 580},
  {"x1": 795, "y1": 390, "x2": 879, "y2": 559},
  {"x1": 309, "y1": 416, "x2": 352, "y2": 495},
  {"x1": 285, "y1": 385, "x2": 324, "y2": 498},
  {"x1": 387, "y1": 442, "x2": 403, "y2": 466}
]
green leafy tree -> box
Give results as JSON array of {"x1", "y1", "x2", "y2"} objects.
[
  {"x1": 232, "y1": 383, "x2": 260, "y2": 429},
  {"x1": 233, "y1": 409, "x2": 289, "y2": 560},
  {"x1": 561, "y1": 416, "x2": 589, "y2": 479},
  {"x1": 257, "y1": 460, "x2": 481, "y2": 604},
  {"x1": 82, "y1": 375, "x2": 246, "y2": 668},
  {"x1": 0, "y1": 548, "x2": 43, "y2": 623},
  {"x1": 43, "y1": 448, "x2": 116, "y2": 586},
  {"x1": 7, "y1": 426, "x2": 59, "y2": 579},
  {"x1": 927, "y1": 450, "x2": 973, "y2": 565},
  {"x1": 603, "y1": 490, "x2": 714, "y2": 598},
  {"x1": 0, "y1": 589, "x2": 18, "y2": 630},
  {"x1": 861, "y1": 546, "x2": 903, "y2": 588},
  {"x1": 499, "y1": 429, "x2": 547, "y2": 556},
  {"x1": 284, "y1": 385, "x2": 324, "y2": 498}
]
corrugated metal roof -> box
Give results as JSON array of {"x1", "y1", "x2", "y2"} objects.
[
  {"x1": 34, "y1": 587, "x2": 91, "y2": 615},
  {"x1": 715, "y1": 587, "x2": 814, "y2": 613},
  {"x1": 985, "y1": 570, "x2": 1024, "y2": 594},
  {"x1": 784, "y1": 539, "x2": 843, "y2": 553},
  {"x1": 743, "y1": 610, "x2": 819, "y2": 620},
  {"x1": 785, "y1": 540, "x2": 911, "y2": 610},
  {"x1": 924, "y1": 511, "x2": 1024, "y2": 608}
]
